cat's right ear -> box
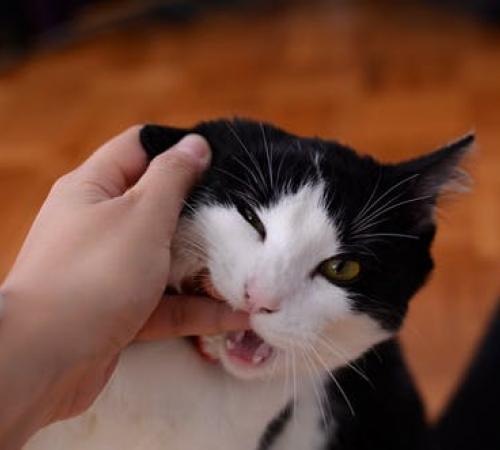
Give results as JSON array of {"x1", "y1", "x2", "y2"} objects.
[{"x1": 140, "y1": 124, "x2": 193, "y2": 160}]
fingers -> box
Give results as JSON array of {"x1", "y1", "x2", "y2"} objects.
[
  {"x1": 130, "y1": 134, "x2": 210, "y2": 232},
  {"x1": 59, "y1": 128, "x2": 209, "y2": 208},
  {"x1": 135, "y1": 296, "x2": 250, "y2": 341},
  {"x1": 70, "y1": 126, "x2": 148, "y2": 200}
]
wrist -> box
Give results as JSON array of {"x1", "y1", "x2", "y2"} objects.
[{"x1": 0, "y1": 286, "x2": 64, "y2": 449}]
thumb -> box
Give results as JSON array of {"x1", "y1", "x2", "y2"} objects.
[{"x1": 131, "y1": 134, "x2": 211, "y2": 227}]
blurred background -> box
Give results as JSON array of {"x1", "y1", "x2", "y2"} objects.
[{"x1": 1, "y1": 0, "x2": 499, "y2": 420}]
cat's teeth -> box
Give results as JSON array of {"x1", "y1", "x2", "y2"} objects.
[
  {"x1": 225, "y1": 339, "x2": 235, "y2": 350},
  {"x1": 252, "y1": 354, "x2": 264, "y2": 365},
  {"x1": 255, "y1": 342, "x2": 272, "y2": 359}
]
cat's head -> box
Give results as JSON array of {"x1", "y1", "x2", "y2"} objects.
[{"x1": 140, "y1": 119, "x2": 472, "y2": 381}]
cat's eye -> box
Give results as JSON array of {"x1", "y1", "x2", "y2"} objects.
[
  {"x1": 318, "y1": 257, "x2": 361, "y2": 284},
  {"x1": 236, "y1": 204, "x2": 266, "y2": 239}
]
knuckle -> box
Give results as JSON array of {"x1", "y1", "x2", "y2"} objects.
[
  {"x1": 122, "y1": 186, "x2": 141, "y2": 207},
  {"x1": 50, "y1": 172, "x2": 76, "y2": 193}
]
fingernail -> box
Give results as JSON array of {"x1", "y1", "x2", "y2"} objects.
[{"x1": 176, "y1": 134, "x2": 211, "y2": 167}]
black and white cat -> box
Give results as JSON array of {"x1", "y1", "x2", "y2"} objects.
[{"x1": 26, "y1": 119, "x2": 472, "y2": 450}]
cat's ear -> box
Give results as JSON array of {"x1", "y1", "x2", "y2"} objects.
[
  {"x1": 139, "y1": 124, "x2": 194, "y2": 160},
  {"x1": 393, "y1": 133, "x2": 474, "y2": 227},
  {"x1": 399, "y1": 133, "x2": 474, "y2": 196}
]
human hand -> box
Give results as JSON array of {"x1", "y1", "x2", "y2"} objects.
[{"x1": 0, "y1": 126, "x2": 249, "y2": 448}]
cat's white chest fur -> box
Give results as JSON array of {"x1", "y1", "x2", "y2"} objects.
[{"x1": 25, "y1": 340, "x2": 312, "y2": 450}]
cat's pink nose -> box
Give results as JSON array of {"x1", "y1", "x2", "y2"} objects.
[{"x1": 244, "y1": 281, "x2": 281, "y2": 314}]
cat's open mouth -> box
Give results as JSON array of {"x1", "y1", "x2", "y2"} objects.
[
  {"x1": 224, "y1": 330, "x2": 274, "y2": 366},
  {"x1": 181, "y1": 270, "x2": 276, "y2": 369}
]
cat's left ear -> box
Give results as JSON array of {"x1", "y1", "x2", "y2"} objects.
[
  {"x1": 393, "y1": 133, "x2": 475, "y2": 224},
  {"x1": 139, "y1": 124, "x2": 194, "y2": 160}
]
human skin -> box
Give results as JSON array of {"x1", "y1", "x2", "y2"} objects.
[{"x1": 0, "y1": 127, "x2": 249, "y2": 450}]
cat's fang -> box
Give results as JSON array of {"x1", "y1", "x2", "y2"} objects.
[
  {"x1": 252, "y1": 354, "x2": 264, "y2": 365},
  {"x1": 225, "y1": 338, "x2": 235, "y2": 350}
]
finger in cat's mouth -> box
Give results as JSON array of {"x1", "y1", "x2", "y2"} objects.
[{"x1": 180, "y1": 269, "x2": 276, "y2": 369}]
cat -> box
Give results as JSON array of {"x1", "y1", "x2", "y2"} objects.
[{"x1": 25, "y1": 119, "x2": 473, "y2": 450}]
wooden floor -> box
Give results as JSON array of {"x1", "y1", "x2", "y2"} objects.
[{"x1": 1, "y1": 0, "x2": 499, "y2": 419}]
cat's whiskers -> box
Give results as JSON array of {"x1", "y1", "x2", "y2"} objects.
[
  {"x1": 341, "y1": 242, "x2": 380, "y2": 262},
  {"x1": 352, "y1": 173, "x2": 420, "y2": 231},
  {"x1": 311, "y1": 147, "x2": 324, "y2": 181},
  {"x1": 283, "y1": 348, "x2": 292, "y2": 411},
  {"x1": 301, "y1": 348, "x2": 329, "y2": 428},
  {"x1": 293, "y1": 329, "x2": 372, "y2": 388},
  {"x1": 349, "y1": 216, "x2": 393, "y2": 235},
  {"x1": 260, "y1": 122, "x2": 275, "y2": 192},
  {"x1": 200, "y1": 177, "x2": 273, "y2": 210},
  {"x1": 275, "y1": 144, "x2": 289, "y2": 191},
  {"x1": 353, "y1": 293, "x2": 423, "y2": 339},
  {"x1": 272, "y1": 334, "x2": 302, "y2": 413},
  {"x1": 181, "y1": 200, "x2": 198, "y2": 216},
  {"x1": 213, "y1": 166, "x2": 262, "y2": 199},
  {"x1": 175, "y1": 229, "x2": 206, "y2": 248},
  {"x1": 352, "y1": 194, "x2": 433, "y2": 238},
  {"x1": 192, "y1": 188, "x2": 221, "y2": 207},
  {"x1": 352, "y1": 171, "x2": 383, "y2": 225},
  {"x1": 305, "y1": 341, "x2": 356, "y2": 417},
  {"x1": 313, "y1": 333, "x2": 373, "y2": 387},
  {"x1": 175, "y1": 248, "x2": 206, "y2": 264},
  {"x1": 225, "y1": 121, "x2": 268, "y2": 191},
  {"x1": 291, "y1": 346, "x2": 298, "y2": 428},
  {"x1": 174, "y1": 241, "x2": 207, "y2": 261},
  {"x1": 369, "y1": 346, "x2": 384, "y2": 363},
  {"x1": 176, "y1": 236, "x2": 207, "y2": 251},
  {"x1": 332, "y1": 202, "x2": 348, "y2": 243},
  {"x1": 298, "y1": 337, "x2": 334, "y2": 428},
  {"x1": 270, "y1": 331, "x2": 356, "y2": 419},
  {"x1": 229, "y1": 154, "x2": 268, "y2": 197},
  {"x1": 297, "y1": 139, "x2": 321, "y2": 184},
  {"x1": 351, "y1": 188, "x2": 407, "y2": 234},
  {"x1": 352, "y1": 232, "x2": 419, "y2": 241},
  {"x1": 177, "y1": 219, "x2": 221, "y2": 253},
  {"x1": 174, "y1": 232, "x2": 209, "y2": 258},
  {"x1": 350, "y1": 293, "x2": 406, "y2": 319},
  {"x1": 265, "y1": 350, "x2": 281, "y2": 388},
  {"x1": 183, "y1": 197, "x2": 212, "y2": 214},
  {"x1": 230, "y1": 188, "x2": 259, "y2": 208}
]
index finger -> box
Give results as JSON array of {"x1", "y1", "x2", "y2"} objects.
[{"x1": 135, "y1": 295, "x2": 250, "y2": 341}]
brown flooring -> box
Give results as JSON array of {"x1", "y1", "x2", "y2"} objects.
[{"x1": 1, "y1": 1, "x2": 499, "y2": 419}]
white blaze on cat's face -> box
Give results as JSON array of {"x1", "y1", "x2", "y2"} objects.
[{"x1": 169, "y1": 183, "x2": 390, "y2": 380}]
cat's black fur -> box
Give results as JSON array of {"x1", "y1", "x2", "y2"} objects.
[
  {"x1": 140, "y1": 119, "x2": 472, "y2": 450},
  {"x1": 324, "y1": 340, "x2": 433, "y2": 450}
]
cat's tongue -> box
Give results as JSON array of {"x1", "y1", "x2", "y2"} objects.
[{"x1": 225, "y1": 330, "x2": 274, "y2": 366}]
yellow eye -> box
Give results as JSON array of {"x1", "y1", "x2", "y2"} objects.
[{"x1": 319, "y1": 258, "x2": 361, "y2": 284}]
